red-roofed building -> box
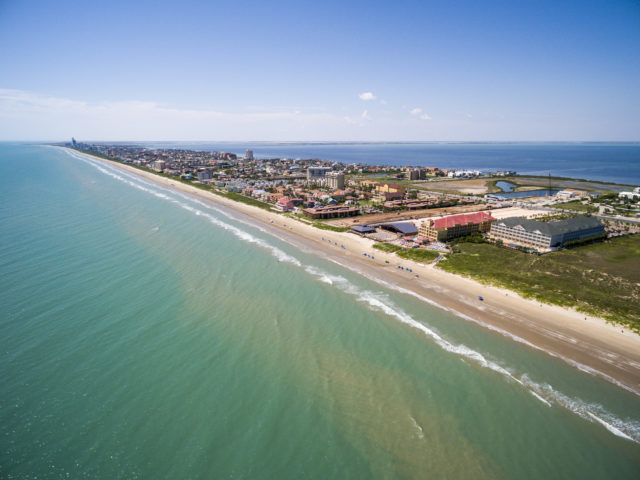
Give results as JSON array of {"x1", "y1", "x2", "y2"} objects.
[
  {"x1": 275, "y1": 196, "x2": 295, "y2": 212},
  {"x1": 418, "y1": 212, "x2": 496, "y2": 241}
]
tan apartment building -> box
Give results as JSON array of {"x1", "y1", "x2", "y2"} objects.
[{"x1": 419, "y1": 212, "x2": 496, "y2": 241}]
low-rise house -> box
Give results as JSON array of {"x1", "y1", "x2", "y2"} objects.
[
  {"x1": 417, "y1": 192, "x2": 438, "y2": 201},
  {"x1": 275, "y1": 197, "x2": 295, "y2": 212},
  {"x1": 269, "y1": 192, "x2": 284, "y2": 203},
  {"x1": 226, "y1": 184, "x2": 244, "y2": 193},
  {"x1": 252, "y1": 189, "x2": 269, "y2": 201},
  {"x1": 383, "y1": 199, "x2": 433, "y2": 210},
  {"x1": 556, "y1": 189, "x2": 588, "y2": 200},
  {"x1": 619, "y1": 188, "x2": 640, "y2": 201},
  {"x1": 330, "y1": 191, "x2": 346, "y2": 202}
]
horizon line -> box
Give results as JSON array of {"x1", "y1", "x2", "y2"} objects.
[{"x1": 6, "y1": 139, "x2": 640, "y2": 145}]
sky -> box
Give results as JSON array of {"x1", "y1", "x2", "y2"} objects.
[{"x1": 0, "y1": 0, "x2": 639, "y2": 141}]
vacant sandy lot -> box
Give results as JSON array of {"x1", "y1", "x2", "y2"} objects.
[
  {"x1": 412, "y1": 178, "x2": 494, "y2": 194},
  {"x1": 482, "y1": 206, "x2": 548, "y2": 219}
]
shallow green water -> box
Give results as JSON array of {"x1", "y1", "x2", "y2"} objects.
[{"x1": 1, "y1": 145, "x2": 639, "y2": 479}]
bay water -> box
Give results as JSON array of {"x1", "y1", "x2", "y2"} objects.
[
  {"x1": 1, "y1": 144, "x2": 639, "y2": 478},
  {"x1": 141, "y1": 142, "x2": 640, "y2": 186}
]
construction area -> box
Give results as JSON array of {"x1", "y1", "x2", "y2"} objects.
[{"x1": 326, "y1": 203, "x2": 490, "y2": 227}]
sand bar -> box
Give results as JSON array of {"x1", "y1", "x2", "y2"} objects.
[{"x1": 65, "y1": 148, "x2": 640, "y2": 396}]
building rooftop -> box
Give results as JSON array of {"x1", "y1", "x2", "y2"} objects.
[
  {"x1": 496, "y1": 216, "x2": 603, "y2": 236},
  {"x1": 351, "y1": 225, "x2": 377, "y2": 234},
  {"x1": 431, "y1": 212, "x2": 495, "y2": 230},
  {"x1": 303, "y1": 205, "x2": 359, "y2": 214},
  {"x1": 381, "y1": 222, "x2": 419, "y2": 235}
]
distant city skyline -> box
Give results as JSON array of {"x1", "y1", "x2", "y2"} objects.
[{"x1": 1, "y1": 0, "x2": 638, "y2": 141}]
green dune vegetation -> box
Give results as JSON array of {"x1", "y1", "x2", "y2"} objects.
[
  {"x1": 373, "y1": 243, "x2": 440, "y2": 262},
  {"x1": 373, "y1": 242, "x2": 403, "y2": 253},
  {"x1": 396, "y1": 249, "x2": 441, "y2": 262},
  {"x1": 553, "y1": 200, "x2": 598, "y2": 213},
  {"x1": 437, "y1": 235, "x2": 640, "y2": 332}
]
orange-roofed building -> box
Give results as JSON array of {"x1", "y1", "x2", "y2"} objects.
[
  {"x1": 418, "y1": 212, "x2": 496, "y2": 241},
  {"x1": 269, "y1": 192, "x2": 285, "y2": 203}
]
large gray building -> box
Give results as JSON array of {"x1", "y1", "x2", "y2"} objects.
[
  {"x1": 489, "y1": 216, "x2": 605, "y2": 252},
  {"x1": 307, "y1": 167, "x2": 332, "y2": 182},
  {"x1": 326, "y1": 171, "x2": 345, "y2": 189}
]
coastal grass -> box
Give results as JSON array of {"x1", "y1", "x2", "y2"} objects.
[
  {"x1": 396, "y1": 249, "x2": 440, "y2": 263},
  {"x1": 512, "y1": 174, "x2": 632, "y2": 188},
  {"x1": 486, "y1": 179, "x2": 504, "y2": 194},
  {"x1": 373, "y1": 243, "x2": 440, "y2": 262},
  {"x1": 373, "y1": 242, "x2": 402, "y2": 253},
  {"x1": 219, "y1": 190, "x2": 274, "y2": 211},
  {"x1": 311, "y1": 222, "x2": 350, "y2": 232},
  {"x1": 437, "y1": 236, "x2": 640, "y2": 332},
  {"x1": 553, "y1": 200, "x2": 598, "y2": 213}
]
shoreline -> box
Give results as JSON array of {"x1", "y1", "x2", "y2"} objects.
[{"x1": 62, "y1": 147, "x2": 640, "y2": 395}]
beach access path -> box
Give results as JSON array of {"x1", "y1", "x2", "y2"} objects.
[{"x1": 65, "y1": 148, "x2": 640, "y2": 396}]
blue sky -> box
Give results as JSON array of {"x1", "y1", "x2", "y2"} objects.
[{"x1": 0, "y1": 0, "x2": 638, "y2": 141}]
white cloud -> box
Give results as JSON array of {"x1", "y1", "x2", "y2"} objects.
[
  {"x1": 359, "y1": 92, "x2": 376, "y2": 101},
  {"x1": 466, "y1": 113, "x2": 473, "y2": 118},
  {"x1": 379, "y1": 99, "x2": 387, "y2": 105},
  {"x1": 409, "y1": 107, "x2": 431, "y2": 120},
  {"x1": 361, "y1": 110, "x2": 371, "y2": 120},
  {"x1": 0, "y1": 88, "x2": 347, "y2": 140}
]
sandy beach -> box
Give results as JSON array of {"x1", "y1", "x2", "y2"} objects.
[{"x1": 67, "y1": 148, "x2": 640, "y2": 396}]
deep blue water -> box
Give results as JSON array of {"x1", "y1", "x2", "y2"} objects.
[
  {"x1": 488, "y1": 189, "x2": 559, "y2": 200},
  {"x1": 496, "y1": 181, "x2": 518, "y2": 192}
]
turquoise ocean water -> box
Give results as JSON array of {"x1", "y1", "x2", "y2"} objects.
[{"x1": 1, "y1": 144, "x2": 639, "y2": 479}]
